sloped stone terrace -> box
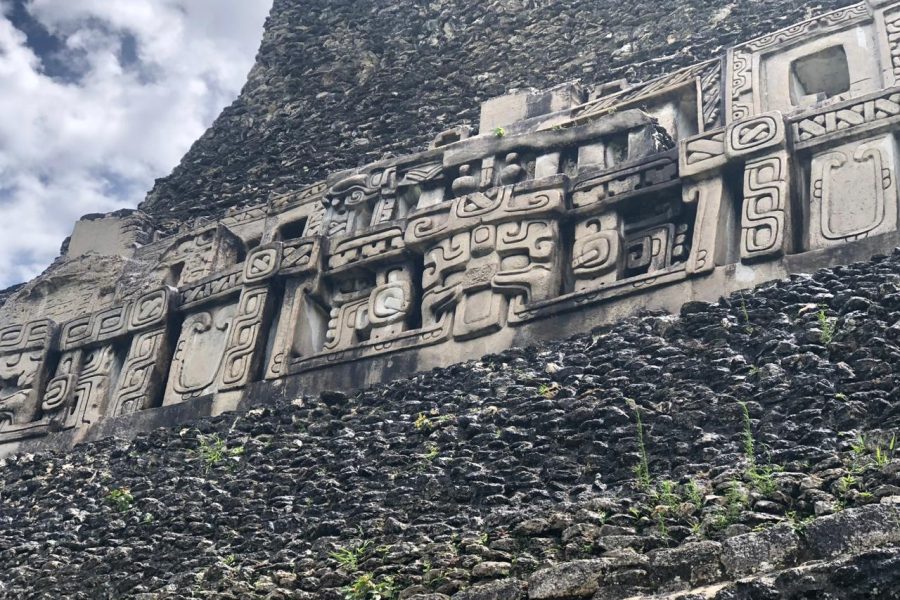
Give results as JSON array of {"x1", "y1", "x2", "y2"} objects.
[{"x1": 3, "y1": 250, "x2": 900, "y2": 598}]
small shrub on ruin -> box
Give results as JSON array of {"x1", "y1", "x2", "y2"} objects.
[
  {"x1": 331, "y1": 540, "x2": 372, "y2": 572},
  {"x1": 818, "y1": 306, "x2": 836, "y2": 344},
  {"x1": 627, "y1": 399, "x2": 651, "y2": 490},
  {"x1": 105, "y1": 487, "x2": 133, "y2": 512},
  {"x1": 344, "y1": 573, "x2": 396, "y2": 600},
  {"x1": 195, "y1": 433, "x2": 244, "y2": 473}
]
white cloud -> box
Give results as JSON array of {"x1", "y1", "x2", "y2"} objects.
[{"x1": 0, "y1": 0, "x2": 272, "y2": 288}]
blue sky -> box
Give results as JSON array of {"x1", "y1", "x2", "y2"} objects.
[{"x1": 0, "y1": 0, "x2": 272, "y2": 288}]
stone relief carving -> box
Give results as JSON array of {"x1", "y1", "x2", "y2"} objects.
[
  {"x1": 0, "y1": 320, "x2": 56, "y2": 441},
  {"x1": 742, "y1": 152, "x2": 791, "y2": 261},
  {"x1": 164, "y1": 303, "x2": 237, "y2": 404},
  {"x1": 808, "y1": 135, "x2": 899, "y2": 249},
  {"x1": 7, "y1": 1, "x2": 900, "y2": 445}
]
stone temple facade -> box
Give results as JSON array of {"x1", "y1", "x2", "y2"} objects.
[{"x1": 3, "y1": 0, "x2": 900, "y2": 453}]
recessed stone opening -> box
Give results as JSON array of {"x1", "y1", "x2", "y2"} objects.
[
  {"x1": 789, "y1": 45, "x2": 850, "y2": 107},
  {"x1": 278, "y1": 217, "x2": 308, "y2": 240}
]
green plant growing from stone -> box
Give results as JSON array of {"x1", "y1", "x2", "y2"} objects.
[
  {"x1": 786, "y1": 510, "x2": 815, "y2": 535},
  {"x1": 838, "y1": 473, "x2": 857, "y2": 495},
  {"x1": 414, "y1": 412, "x2": 432, "y2": 431},
  {"x1": 711, "y1": 479, "x2": 747, "y2": 530},
  {"x1": 344, "y1": 573, "x2": 397, "y2": 600},
  {"x1": 331, "y1": 540, "x2": 372, "y2": 571},
  {"x1": 874, "y1": 434, "x2": 896, "y2": 467},
  {"x1": 493, "y1": 126, "x2": 506, "y2": 138},
  {"x1": 538, "y1": 383, "x2": 559, "y2": 398},
  {"x1": 196, "y1": 434, "x2": 244, "y2": 473},
  {"x1": 685, "y1": 479, "x2": 704, "y2": 507},
  {"x1": 818, "y1": 306, "x2": 836, "y2": 344},
  {"x1": 738, "y1": 401, "x2": 781, "y2": 495},
  {"x1": 739, "y1": 295, "x2": 753, "y2": 334},
  {"x1": 656, "y1": 480, "x2": 679, "y2": 509},
  {"x1": 739, "y1": 401, "x2": 756, "y2": 470},
  {"x1": 423, "y1": 443, "x2": 439, "y2": 461},
  {"x1": 849, "y1": 432, "x2": 897, "y2": 469},
  {"x1": 221, "y1": 554, "x2": 238, "y2": 568},
  {"x1": 655, "y1": 510, "x2": 669, "y2": 538},
  {"x1": 105, "y1": 487, "x2": 133, "y2": 512},
  {"x1": 627, "y1": 399, "x2": 652, "y2": 490},
  {"x1": 851, "y1": 434, "x2": 868, "y2": 458}
]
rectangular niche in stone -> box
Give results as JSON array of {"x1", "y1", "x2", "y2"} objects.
[{"x1": 806, "y1": 134, "x2": 900, "y2": 250}]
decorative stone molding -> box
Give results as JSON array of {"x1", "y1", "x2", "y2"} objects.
[{"x1": 6, "y1": 1, "x2": 900, "y2": 447}]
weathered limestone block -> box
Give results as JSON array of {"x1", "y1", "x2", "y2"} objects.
[
  {"x1": 741, "y1": 151, "x2": 792, "y2": 261},
  {"x1": 479, "y1": 82, "x2": 585, "y2": 133},
  {"x1": 647, "y1": 541, "x2": 724, "y2": 589},
  {"x1": 0, "y1": 255, "x2": 126, "y2": 325},
  {"x1": 804, "y1": 503, "x2": 900, "y2": 558},
  {"x1": 727, "y1": 4, "x2": 880, "y2": 121},
  {"x1": 807, "y1": 134, "x2": 900, "y2": 250},
  {"x1": 0, "y1": 320, "x2": 57, "y2": 441},
  {"x1": 66, "y1": 210, "x2": 155, "y2": 259},
  {"x1": 720, "y1": 522, "x2": 801, "y2": 577}
]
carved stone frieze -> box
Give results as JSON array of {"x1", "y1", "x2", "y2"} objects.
[
  {"x1": 741, "y1": 152, "x2": 792, "y2": 261},
  {"x1": 59, "y1": 288, "x2": 176, "y2": 352},
  {"x1": 807, "y1": 135, "x2": 899, "y2": 249},
  {"x1": 164, "y1": 303, "x2": 237, "y2": 404},
  {"x1": 111, "y1": 327, "x2": 172, "y2": 417},
  {"x1": 0, "y1": 320, "x2": 56, "y2": 442},
  {"x1": 792, "y1": 87, "x2": 900, "y2": 148},
  {"x1": 7, "y1": 1, "x2": 900, "y2": 447}
]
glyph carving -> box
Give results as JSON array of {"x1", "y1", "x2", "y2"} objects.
[
  {"x1": 792, "y1": 89, "x2": 900, "y2": 147},
  {"x1": 164, "y1": 303, "x2": 237, "y2": 404},
  {"x1": 111, "y1": 328, "x2": 171, "y2": 416},
  {"x1": 886, "y1": 11, "x2": 900, "y2": 81},
  {"x1": 573, "y1": 213, "x2": 623, "y2": 291},
  {"x1": 808, "y1": 135, "x2": 899, "y2": 249},
  {"x1": 0, "y1": 351, "x2": 46, "y2": 430},
  {"x1": 742, "y1": 152, "x2": 791, "y2": 260},
  {"x1": 218, "y1": 286, "x2": 273, "y2": 390}
]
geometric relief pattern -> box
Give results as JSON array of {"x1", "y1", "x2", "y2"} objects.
[
  {"x1": 218, "y1": 286, "x2": 272, "y2": 390},
  {"x1": 410, "y1": 185, "x2": 565, "y2": 339},
  {"x1": 742, "y1": 152, "x2": 791, "y2": 261},
  {"x1": 111, "y1": 328, "x2": 171, "y2": 417}
]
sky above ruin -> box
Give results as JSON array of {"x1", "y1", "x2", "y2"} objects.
[{"x1": 0, "y1": 0, "x2": 272, "y2": 288}]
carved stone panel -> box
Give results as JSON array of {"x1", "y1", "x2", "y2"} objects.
[
  {"x1": 0, "y1": 351, "x2": 46, "y2": 433},
  {"x1": 684, "y1": 178, "x2": 735, "y2": 274},
  {"x1": 728, "y1": 4, "x2": 874, "y2": 121},
  {"x1": 164, "y1": 302, "x2": 237, "y2": 405},
  {"x1": 111, "y1": 328, "x2": 172, "y2": 416},
  {"x1": 0, "y1": 320, "x2": 56, "y2": 441},
  {"x1": 742, "y1": 152, "x2": 792, "y2": 261},
  {"x1": 217, "y1": 285, "x2": 274, "y2": 391},
  {"x1": 65, "y1": 345, "x2": 119, "y2": 428},
  {"x1": 807, "y1": 135, "x2": 899, "y2": 249},
  {"x1": 572, "y1": 213, "x2": 624, "y2": 292}
]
